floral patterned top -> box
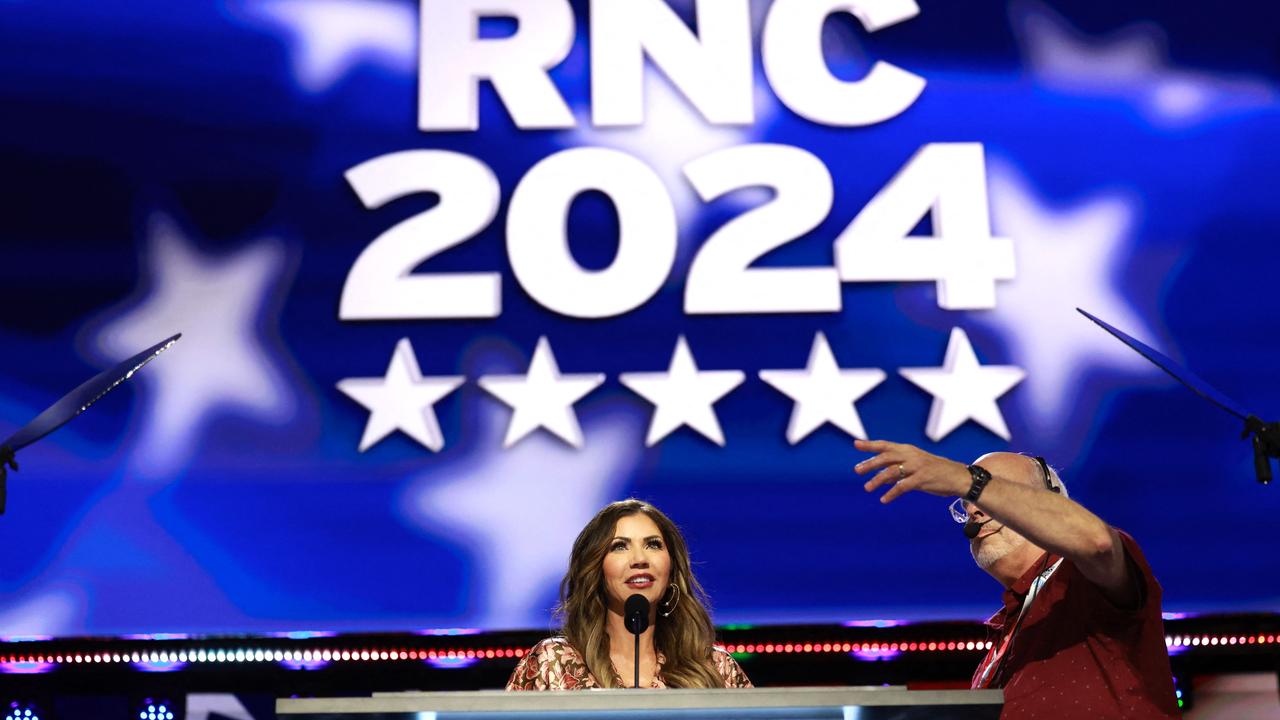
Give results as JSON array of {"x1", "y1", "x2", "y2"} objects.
[{"x1": 506, "y1": 637, "x2": 753, "y2": 690}]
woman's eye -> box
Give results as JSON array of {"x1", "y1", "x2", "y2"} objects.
[
  {"x1": 610, "y1": 541, "x2": 626, "y2": 551},
  {"x1": 646, "y1": 540, "x2": 663, "y2": 549}
]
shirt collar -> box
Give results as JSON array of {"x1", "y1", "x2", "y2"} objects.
[{"x1": 986, "y1": 551, "x2": 1059, "y2": 629}]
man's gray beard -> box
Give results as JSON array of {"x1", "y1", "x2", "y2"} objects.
[{"x1": 972, "y1": 526, "x2": 1027, "y2": 569}]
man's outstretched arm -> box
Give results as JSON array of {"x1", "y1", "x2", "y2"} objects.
[{"x1": 854, "y1": 438, "x2": 1137, "y2": 606}]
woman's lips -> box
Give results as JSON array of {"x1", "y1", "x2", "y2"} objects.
[{"x1": 625, "y1": 575, "x2": 655, "y2": 588}]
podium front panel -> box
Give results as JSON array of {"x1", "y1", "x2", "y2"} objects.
[{"x1": 278, "y1": 687, "x2": 1002, "y2": 719}]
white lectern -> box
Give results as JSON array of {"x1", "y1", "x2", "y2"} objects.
[{"x1": 278, "y1": 686, "x2": 1002, "y2": 719}]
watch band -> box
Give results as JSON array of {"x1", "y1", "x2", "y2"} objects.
[{"x1": 965, "y1": 464, "x2": 993, "y2": 503}]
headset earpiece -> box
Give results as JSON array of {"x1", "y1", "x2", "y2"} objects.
[{"x1": 1033, "y1": 456, "x2": 1061, "y2": 494}]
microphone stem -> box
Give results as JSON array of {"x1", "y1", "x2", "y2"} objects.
[{"x1": 634, "y1": 629, "x2": 640, "y2": 689}]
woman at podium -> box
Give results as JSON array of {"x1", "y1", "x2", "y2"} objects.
[{"x1": 507, "y1": 499, "x2": 752, "y2": 690}]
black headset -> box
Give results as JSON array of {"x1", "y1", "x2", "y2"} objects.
[{"x1": 1031, "y1": 455, "x2": 1062, "y2": 495}]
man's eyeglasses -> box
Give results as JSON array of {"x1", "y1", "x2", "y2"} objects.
[{"x1": 948, "y1": 497, "x2": 971, "y2": 525}]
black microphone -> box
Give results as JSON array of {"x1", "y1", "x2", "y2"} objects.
[
  {"x1": 964, "y1": 518, "x2": 992, "y2": 539},
  {"x1": 624, "y1": 594, "x2": 649, "y2": 688},
  {"x1": 625, "y1": 593, "x2": 650, "y2": 634}
]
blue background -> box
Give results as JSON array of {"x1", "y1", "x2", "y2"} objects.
[{"x1": 1, "y1": 0, "x2": 1278, "y2": 637}]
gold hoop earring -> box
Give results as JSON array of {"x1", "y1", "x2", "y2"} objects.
[{"x1": 659, "y1": 580, "x2": 681, "y2": 617}]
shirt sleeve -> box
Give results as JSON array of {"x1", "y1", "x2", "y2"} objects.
[
  {"x1": 1068, "y1": 529, "x2": 1162, "y2": 626},
  {"x1": 505, "y1": 638, "x2": 595, "y2": 691},
  {"x1": 1117, "y1": 530, "x2": 1160, "y2": 606},
  {"x1": 711, "y1": 646, "x2": 754, "y2": 688},
  {"x1": 505, "y1": 640, "x2": 549, "y2": 691}
]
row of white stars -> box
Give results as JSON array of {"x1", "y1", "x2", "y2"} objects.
[{"x1": 337, "y1": 328, "x2": 1025, "y2": 452}]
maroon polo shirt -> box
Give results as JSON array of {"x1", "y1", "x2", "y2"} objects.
[{"x1": 971, "y1": 530, "x2": 1180, "y2": 719}]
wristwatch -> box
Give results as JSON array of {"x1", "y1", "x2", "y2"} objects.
[{"x1": 965, "y1": 464, "x2": 992, "y2": 503}]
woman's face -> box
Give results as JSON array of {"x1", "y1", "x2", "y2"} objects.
[{"x1": 600, "y1": 512, "x2": 672, "y2": 613}]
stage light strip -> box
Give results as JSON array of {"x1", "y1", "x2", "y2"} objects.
[
  {"x1": 718, "y1": 641, "x2": 993, "y2": 654},
  {"x1": 0, "y1": 634, "x2": 1275, "y2": 669},
  {"x1": 0, "y1": 648, "x2": 529, "y2": 668},
  {"x1": 1164, "y1": 634, "x2": 1280, "y2": 648}
]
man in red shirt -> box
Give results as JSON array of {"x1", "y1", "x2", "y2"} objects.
[{"x1": 854, "y1": 438, "x2": 1180, "y2": 719}]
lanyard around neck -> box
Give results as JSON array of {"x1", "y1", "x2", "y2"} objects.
[{"x1": 973, "y1": 557, "x2": 1064, "y2": 689}]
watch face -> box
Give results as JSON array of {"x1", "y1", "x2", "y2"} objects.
[{"x1": 965, "y1": 465, "x2": 992, "y2": 502}]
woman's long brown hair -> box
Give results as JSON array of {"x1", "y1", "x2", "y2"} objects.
[{"x1": 556, "y1": 499, "x2": 724, "y2": 688}]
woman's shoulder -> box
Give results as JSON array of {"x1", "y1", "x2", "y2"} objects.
[
  {"x1": 709, "y1": 645, "x2": 753, "y2": 689},
  {"x1": 506, "y1": 637, "x2": 597, "y2": 691},
  {"x1": 528, "y1": 637, "x2": 582, "y2": 660}
]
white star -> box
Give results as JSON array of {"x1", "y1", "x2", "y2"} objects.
[
  {"x1": 900, "y1": 328, "x2": 1025, "y2": 442},
  {"x1": 477, "y1": 337, "x2": 604, "y2": 448},
  {"x1": 1011, "y1": 0, "x2": 1274, "y2": 127},
  {"x1": 978, "y1": 162, "x2": 1159, "y2": 435},
  {"x1": 337, "y1": 338, "x2": 464, "y2": 452},
  {"x1": 759, "y1": 332, "x2": 886, "y2": 444},
  {"x1": 400, "y1": 404, "x2": 640, "y2": 628},
  {"x1": 619, "y1": 336, "x2": 744, "y2": 447},
  {"x1": 240, "y1": 0, "x2": 416, "y2": 93},
  {"x1": 89, "y1": 214, "x2": 297, "y2": 478}
]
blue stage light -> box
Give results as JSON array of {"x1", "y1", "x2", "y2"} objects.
[
  {"x1": 138, "y1": 698, "x2": 175, "y2": 720},
  {"x1": 4, "y1": 701, "x2": 40, "y2": 720}
]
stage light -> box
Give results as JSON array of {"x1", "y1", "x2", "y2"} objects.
[
  {"x1": 426, "y1": 656, "x2": 479, "y2": 670},
  {"x1": 131, "y1": 658, "x2": 187, "y2": 673},
  {"x1": 137, "y1": 698, "x2": 175, "y2": 720},
  {"x1": 416, "y1": 628, "x2": 481, "y2": 636},
  {"x1": 4, "y1": 702, "x2": 41, "y2": 720},
  {"x1": 280, "y1": 656, "x2": 330, "y2": 671},
  {"x1": 0, "y1": 659, "x2": 55, "y2": 675},
  {"x1": 1171, "y1": 675, "x2": 1192, "y2": 711},
  {"x1": 274, "y1": 631, "x2": 336, "y2": 640},
  {"x1": 0, "y1": 622, "x2": 1269, "y2": 682},
  {"x1": 843, "y1": 619, "x2": 905, "y2": 628}
]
